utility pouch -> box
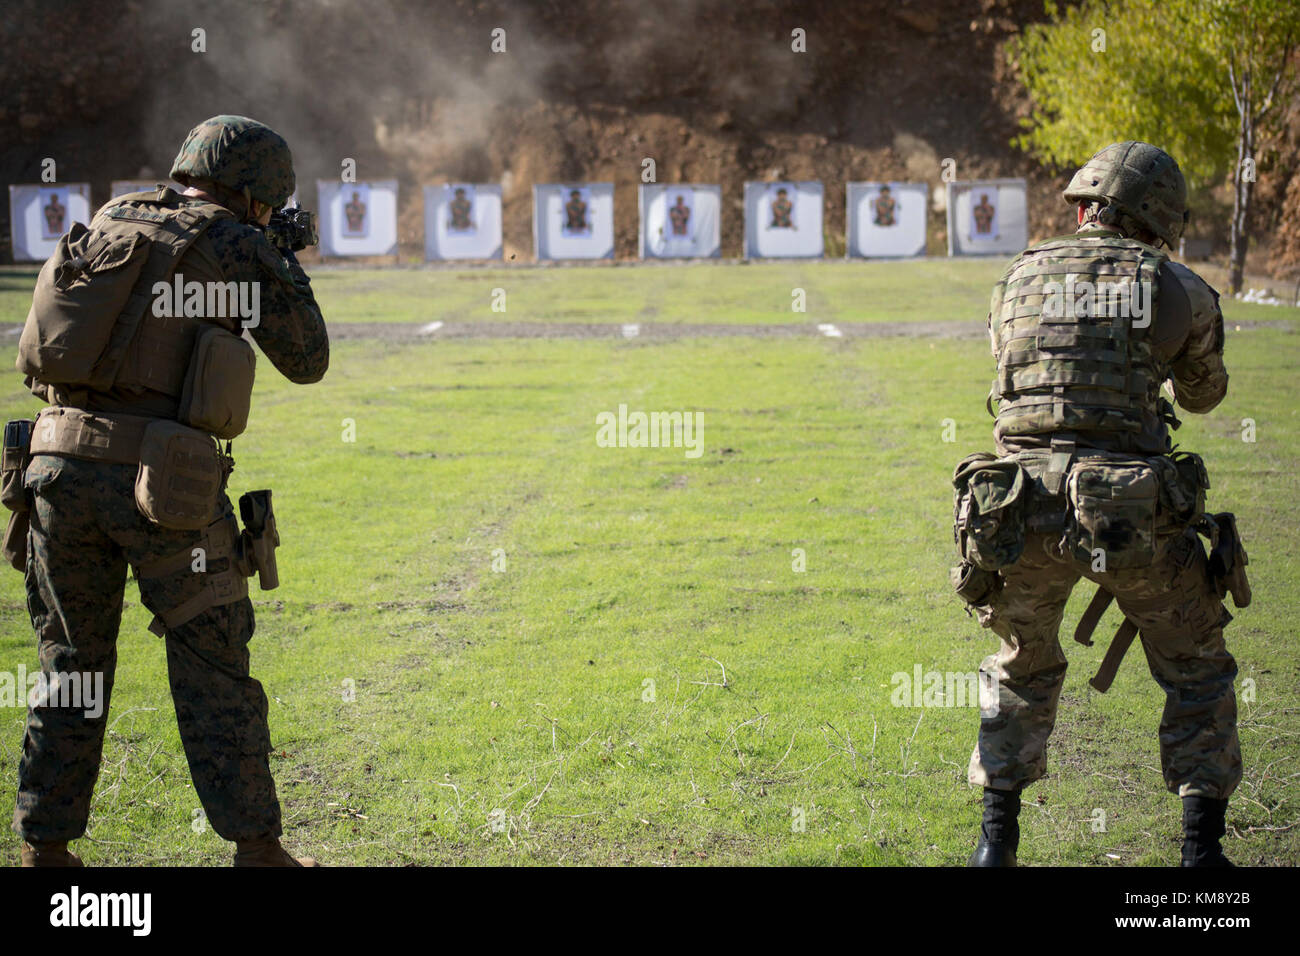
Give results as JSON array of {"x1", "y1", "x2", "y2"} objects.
[
  {"x1": 1156, "y1": 450, "x2": 1210, "y2": 524},
  {"x1": 234, "y1": 489, "x2": 280, "y2": 590},
  {"x1": 950, "y1": 560, "x2": 999, "y2": 607},
  {"x1": 952, "y1": 452, "x2": 1029, "y2": 570},
  {"x1": 134, "y1": 420, "x2": 227, "y2": 530},
  {"x1": 2, "y1": 419, "x2": 35, "y2": 513},
  {"x1": 1, "y1": 419, "x2": 35, "y2": 571},
  {"x1": 178, "y1": 324, "x2": 256, "y2": 439},
  {"x1": 1007, "y1": 450, "x2": 1070, "y2": 534},
  {"x1": 3, "y1": 512, "x2": 29, "y2": 572},
  {"x1": 1064, "y1": 459, "x2": 1160, "y2": 570}
]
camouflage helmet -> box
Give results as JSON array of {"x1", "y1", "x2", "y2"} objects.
[
  {"x1": 170, "y1": 115, "x2": 295, "y2": 210},
  {"x1": 1063, "y1": 141, "x2": 1188, "y2": 247}
]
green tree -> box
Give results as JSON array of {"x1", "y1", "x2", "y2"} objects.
[
  {"x1": 1011, "y1": 0, "x2": 1297, "y2": 294},
  {"x1": 1210, "y1": 0, "x2": 1298, "y2": 293}
]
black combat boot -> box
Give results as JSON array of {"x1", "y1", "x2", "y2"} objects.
[
  {"x1": 968, "y1": 787, "x2": 1020, "y2": 867},
  {"x1": 1181, "y1": 796, "x2": 1234, "y2": 867}
]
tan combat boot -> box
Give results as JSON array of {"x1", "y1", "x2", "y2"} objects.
[
  {"x1": 20, "y1": 841, "x2": 84, "y2": 867},
  {"x1": 233, "y1": 836, "x2": 319, "y2": 867}
]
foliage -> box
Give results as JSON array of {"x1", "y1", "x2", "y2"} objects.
[{"x1": 1012, "y1": 0, "x2": 1235, "y2": 186}]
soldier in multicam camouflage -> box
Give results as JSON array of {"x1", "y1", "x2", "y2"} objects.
[
  {"x1": 10, "y1": 115, "x2": 328, "y2": 867},
  {"x1": 952, "y1": 142, "x2": 1245, "y2": 867}
]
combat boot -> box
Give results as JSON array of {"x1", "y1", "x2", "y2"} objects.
[
  {"x1": 20, "y1": 841, "x2": 84, "y2": 867},
  {"x1": 1181, "y1": 796, "x2": 1234, "y2": 867},
  {"x1": 233, "y1": 836, "x2": 319, "y2": 867},
  {"x1": 968, "y1": 787, "x2": 1020, "y2": 867}
]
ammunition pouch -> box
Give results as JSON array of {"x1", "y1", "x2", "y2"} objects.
[
  {"x1": 1155, "y1": 451, "x2": 1209, "y2": 525},
  {"x1": 30, "y1": 408, "x2": 231, "y2": 533},
  {"x1": 1063, "y1": 457, "x2": 1161, "y2": 570},
  {"x1": 2, "y1": 420, "x2": 36, "y2": 571},
  {"x1": 950, "y1": 560, "x2": 1000, "y2": 608},
  {"x1": 952, "y1": 452, "x2": 1029, "y2": 571},
  {"x1": 178, "y1": 324, "x2": 256, "y2": 440},
  {"x1": 1060, "y1": 449, "x2": 1213, "y2": 573},
  {"x1": 2, "y1": 420, "x2": 35, "y2": 512},
  {"x1": 134, "y1": 420, "x2": 230, "y2": 530}
]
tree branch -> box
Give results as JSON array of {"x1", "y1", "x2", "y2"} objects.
[
  {"x1": 1254, "y1": 33, "x2": 1294, "y2": 124},
  {"x1": 1227, "y1": 53, "x2": 1245, "y2": 115}
]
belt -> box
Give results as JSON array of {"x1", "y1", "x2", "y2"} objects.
[
  {"x1": 28, "y1": 407, "x2": 159, "y2": 464},
  {"x1": 26, "y1": 405, "x2": 247, "y2": 636}
]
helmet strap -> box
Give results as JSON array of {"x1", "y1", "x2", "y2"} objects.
[
  {"x1": 1078, "y1": 201, "x2": 1108, "y2": 229},
  {"x1": 1078, "y1": 201, "x2": 1160, "y2": 245}
]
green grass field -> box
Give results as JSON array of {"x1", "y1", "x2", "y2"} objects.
[{"x1": 0, "y1": 259, "x2": 1296, "y2": 865}]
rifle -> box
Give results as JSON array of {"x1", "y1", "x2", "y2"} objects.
[{"x1": 264, "y1": 204, "x2": 318, "y2": 253}]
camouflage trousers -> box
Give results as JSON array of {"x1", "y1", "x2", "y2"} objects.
[
  {"x1": 12, "y1": 455, "x2": 281, "y2": 843},
  {"x1": 967, "y1": 528, "x2": 1241, "y2": 800}
]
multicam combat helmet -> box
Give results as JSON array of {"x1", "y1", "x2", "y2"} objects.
[
  {"x1": 170, "y1": 115, "x2": 295, "y2": 211},
  {"x1": 1063, "y1": 141, "x2": 1188, "y2": 248}
]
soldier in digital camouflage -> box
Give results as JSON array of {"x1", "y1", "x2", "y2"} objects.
[
  {"x1": 951, "y1": 142, "x2": 1245, "y2": 867},
  {"x1": 11, "y1": 115, "x2": 328, "y2": 867}
]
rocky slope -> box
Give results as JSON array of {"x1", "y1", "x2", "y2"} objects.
[{"x1": 2, "y1": 0, "x2": 1295, "y2": 274}]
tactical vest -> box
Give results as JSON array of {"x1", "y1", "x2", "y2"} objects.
[
  {"x1": 989, "y1": 232, "x2": 1174, "y2": 453},
  {"x1": 18, "y1": 187, "x2": 256, "y2": 439},
  {"x1": 10, "y1": 189, "x2": 277, "y2": 636}
]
